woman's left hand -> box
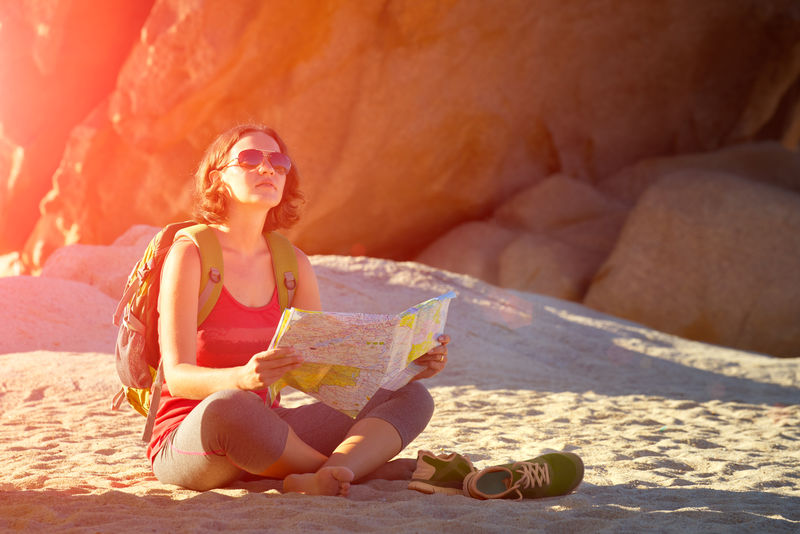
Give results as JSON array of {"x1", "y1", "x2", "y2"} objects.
[{"x1": 412, "y1": 334, "x2": 450, "y2": 381}]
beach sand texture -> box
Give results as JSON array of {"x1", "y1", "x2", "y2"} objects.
[{"x1": 1, "y1": 253, "x2": 798, "y2": 533}]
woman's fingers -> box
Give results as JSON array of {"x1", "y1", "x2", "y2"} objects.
[
  {"x1": 415, "y1": 345, "x2": 448, "y2": 379},
  {"x1": 262, "y1": 358, "x2": 304, "y2": 373},
  {"x1": 247, "y1": 348, "x2": 304, "y2": 385},
  {"x1": 420, "y1": 344, "x2": 447, "y2": 362},
  {"x1": 253, "y1": 346, "x2": 299, "y2": 360}
]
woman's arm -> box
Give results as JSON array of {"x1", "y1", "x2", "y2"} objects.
[{"x1": 158, "y1": 239, "x2": 302, "y2": 399}]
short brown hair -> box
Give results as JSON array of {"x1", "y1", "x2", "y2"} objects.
[{"x1": 193, "y1": 124, "x2": 304, "y2": 231}]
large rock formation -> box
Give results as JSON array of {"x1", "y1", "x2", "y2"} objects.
[
  {"x1": 0, "y1": 0, "x2": 154, "y2": 252},
  {"x1": 584, "y1": 172, "x2": 800, "y2": 358},
  {"x1": 418, "y1": 144, "x2": 800, "y2": 357},
  {"x1": 599, "y1": 141, "x2": 800, "y2": 206},
  {"x1": 0, "y1": 275, "x2": 118, "y2": 353},
  {"x1": 39, "y1": 224, "x2": 160, "y2": 299},
  {"x1": 0, "y1": 0, "x2": 797, "y2": 268},
  {"x1": 2, "y1": 1, "x2": 800, "y2": 357},
  {"x1": 417, "y1": 174, "x2": 627, "y2": 300}
]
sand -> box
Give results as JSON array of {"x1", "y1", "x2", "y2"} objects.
[{"x1": 1, "y1": 252, "x2": 798, "y2": 533}]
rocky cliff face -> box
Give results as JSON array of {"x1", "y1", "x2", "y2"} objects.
[{"x1": 1, "y1": 0, "x2": 799, "y2": 356}]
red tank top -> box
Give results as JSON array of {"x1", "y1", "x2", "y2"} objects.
[{"x1": 146, "y1": 286, "x2": 282, "y2": 462}]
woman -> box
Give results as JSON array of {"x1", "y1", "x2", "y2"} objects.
[{"x1": 148, "y1": 124, "x2": 449, "y2": 496}]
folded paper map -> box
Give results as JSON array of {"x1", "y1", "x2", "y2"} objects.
[{"x1": 267, "y1": 291, "x2": 456, "y2": 417}]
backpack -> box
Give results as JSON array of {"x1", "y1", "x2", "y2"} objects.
[{"x1": 111, "y1": 221, "x2": 298, "y2": 442}]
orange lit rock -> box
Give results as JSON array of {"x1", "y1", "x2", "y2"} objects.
[
  {"x1": 497, "y1": 234, "x2": 604, "y2": 301},
  {"x1": 15, "y1": 0, "x2": 799, "y2": 268},
  {"x1": 0, "y1": 0, "x2": 153, "y2": 253},
  {"x1": 584, "y1": 171, "x2": 800, "y2": 357},
  {"x1": 40, "y1": 243, "x2": 144, "y2": 299},
  {"x1": 494, "y1": 174, "x2": 628, "y2": 255},
  {"x1": 415, "y1": 221, "x2": 519, "y2": 285},
  {"x1": 39, "y1": 225, "x2": 157, "y2": 301},
  {"x1": 417, "y1": 175, "x2": 626, "y2": 300},
  {"x1": 600, "y1": 142, "x2": 800, "y2": 206}
]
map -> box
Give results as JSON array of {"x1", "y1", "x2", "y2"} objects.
[{"x1": 267, "y1": 291, "x2": 456, "y2": 417}]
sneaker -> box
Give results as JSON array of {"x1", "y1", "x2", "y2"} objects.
[
  {"x1": 463, "y1": 452, "x2": 584, "y2": 500},
  {"x1": 408, "y1": 450, "x2": 476, "y2": 496}
]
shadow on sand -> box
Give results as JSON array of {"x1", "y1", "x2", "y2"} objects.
[{"x1": 1, "y1": 484, "x2": 797, "y2": 532}]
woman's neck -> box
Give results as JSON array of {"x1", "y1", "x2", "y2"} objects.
[{"x1": 213, "y1": 206, "x2": 268, "y2": 256}]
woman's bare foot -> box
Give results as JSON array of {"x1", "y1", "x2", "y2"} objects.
[
  {"x1": 358, "y1": 458, "x2": 417, "y2": 482},
  {"x1": 283, "y1": 466, "x2": 355, "y2": 496}
]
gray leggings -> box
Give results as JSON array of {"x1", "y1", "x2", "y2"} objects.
[{"x1": 151, "y1": 382, "x2": 434, "y2": 491}]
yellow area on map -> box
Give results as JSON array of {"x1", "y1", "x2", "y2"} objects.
[
  {"x1": 276, "y1": 363, "x2": 361, "y2": 394},
  {"x1": 407, "y1": 331, "x2": 435, "y2": 363},
  {"x1": 398, "y1": 314, "x2": 415, "y2": 328}
]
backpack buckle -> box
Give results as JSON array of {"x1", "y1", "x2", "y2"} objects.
[{"x1": 284, "y1": 272, "x2": 296, "y2": 290}]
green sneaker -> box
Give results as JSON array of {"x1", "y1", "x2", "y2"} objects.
[
  {"x1": 463, "y1": 452, "x2": 584, "y2": 500},
  {"x1": 408, "y1": 450, "x2": 476, "y2": 496}
]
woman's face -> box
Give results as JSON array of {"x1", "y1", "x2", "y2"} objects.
[{"x1": 216, "y1": 131, "x2": 287, "y2": 211}]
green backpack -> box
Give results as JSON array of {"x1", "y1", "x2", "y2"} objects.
[{"x1": 111, "y1": 221, "x2": 298, "y2": 441}]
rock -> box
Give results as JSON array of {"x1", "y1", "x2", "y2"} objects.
[
  {"x1": 498, "y1": 234, "x2": 604, "y2": 301},
  {"x1": 418, "y1": 175, "x2": 626, "y2": 300},
  {"x1": 415, "y1": 221, "x2": 519, "y2": 285},
  {"x1": 11, "y1": 0, "x2": 800, "y2": 268},
  {"x1": 0, "y1": 252, "x2": 23, "y2": 277},
  {"x1": 0, "y1": 276, "x2": 117, "y2": 354},
  {"x1": 495, "y1": 174, "x2": 627, "y2": 233},
  {"x1": 600, "y1": 142, "x2": 800, "y2": 206},
  {"x1": 549, "y1": 213, "x2": 629, "y2": 256},
  {"x1": 725, "y1": 21, "x2": 800, "y2": 148},
  {"x1": 0, "y1": 1, "x2": 153, "y2": 252},
  {"x1": 494, "y1": 174, "x2": 628, "y2": 255},
  {"x1": 40, "y1": 243, "x2": 144, "y2": 299},
  {"x1": 584, "y1": 171, "x2": 800, "y2": 357},
  {"x1": 39, "y1": 225, "x2": 158, "y2": 298},
  {"x1": 21, "y1": 107, "x2": 194, "y2": 268},
  {"x1": 111, "y1": 225, "x2": 160, "y2": 249}
]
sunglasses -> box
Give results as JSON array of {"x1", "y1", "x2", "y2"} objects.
[{"x1": 221, "y1": 149, "x2": 292, "y2": 175}]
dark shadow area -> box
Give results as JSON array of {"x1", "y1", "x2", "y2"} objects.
[
  {"x1": 426, "y1": 282, "x2": 800, "y2": 407},
  {"x1": 1, "y1": 484, "x2": 797, "y2": 532},
  {"x1": 576, "y1": 484, "x2": 800, "y2": 531},
  {"x1": 531, "y1": 304, "x2": 799, "y2": 406}
]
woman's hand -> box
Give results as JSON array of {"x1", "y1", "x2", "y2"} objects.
[
  {"x1": 412, "y1": 334, "x2": 450, "y2": 381},
  {"x1": 237, "y1": 347, "x2": 304, "y2": 391}
]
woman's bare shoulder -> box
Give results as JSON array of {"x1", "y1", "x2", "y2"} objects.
[
  {"x1": 162, "y1": 237, "x2": 202, "y2": 281},
  {"x1": 290, "y1": 244, "x2": 321, "y2": 310},
  {"x1": 293, "y1": 245, "x2": 313, "y2": 268}
]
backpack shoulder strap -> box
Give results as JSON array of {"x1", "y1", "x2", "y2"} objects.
[
  {"x1": 174, "y1": 224, "x2": 224, "y2": 325},
  {"x1": 264, "y1": 231, "x2": 298, "y2": 311},
  {"x1": 112, "y1": 221, "x2": 197, "y2": 327}
]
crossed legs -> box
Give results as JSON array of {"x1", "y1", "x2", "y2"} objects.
[{"x1": 151, "y1": 382, "x2": 434, "y2": 495}]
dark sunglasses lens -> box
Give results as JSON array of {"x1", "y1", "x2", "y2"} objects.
[
  {"x1": 268, "y1": 153, "x2": 291, "y2": 174},
  {"x1": 237, "y1": 149, "x2": 264, "y2": 168}
]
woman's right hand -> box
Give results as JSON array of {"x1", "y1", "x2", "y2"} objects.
[{"x1": 237, "y1": 347, "x2": 305, "y2": 391}]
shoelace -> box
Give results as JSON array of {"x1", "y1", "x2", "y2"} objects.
[{"x1": 509, "y1": 461, "x2": 550, "y2": 499}]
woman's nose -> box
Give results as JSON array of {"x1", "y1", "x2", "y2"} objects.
[{"x1": 258, "y1": 160, "x2": 275, "y2": 175}]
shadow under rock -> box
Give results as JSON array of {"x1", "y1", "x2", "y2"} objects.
[
  {"x1": 433, "y1": 288, "x2": 799, "y2": 407},
  {"x1": 529, "y1": 304, "x2": 800, "y2": 406}
]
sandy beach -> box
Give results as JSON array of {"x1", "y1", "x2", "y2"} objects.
[{"x1": 1, "y1": 253, "x2": 798, "y2": 533}]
